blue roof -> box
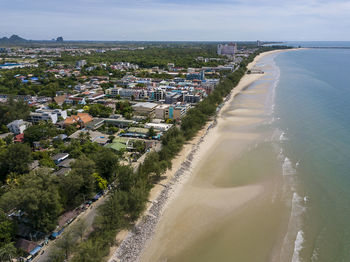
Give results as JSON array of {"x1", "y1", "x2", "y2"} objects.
[
  {"x1": 30, "y1": 245, "x2": 42, "y2": 256},
  {"x1": 0, "y1": 63, "x2": 20, "y2": 68}
]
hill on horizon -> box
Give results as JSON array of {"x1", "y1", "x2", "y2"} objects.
[{"x1": 0, "y1": 34, "x2": 28, "y2": 43}]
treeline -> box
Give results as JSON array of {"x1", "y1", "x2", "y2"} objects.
[
  {"x1": 61, "y1": 46, "x2": 287, "y2": 262},
  {"x1": 56, "y1": 45, "x2": 221, "y2": 69}
]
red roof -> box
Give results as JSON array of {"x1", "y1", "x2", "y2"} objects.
[{"x1": 14, "y1": 133, "x2": 24, "y2": 143}]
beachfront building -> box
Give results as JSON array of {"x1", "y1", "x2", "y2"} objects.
[
  {"x1": 165, "y1": 104, "x2": 190, "y2": 121},
  {"x1": 201, "y1": 79, "x2": 219, "y2": 95}
]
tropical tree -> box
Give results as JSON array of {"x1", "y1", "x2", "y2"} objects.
[{"x1": 0, "y1": 242, "x2": 17, "y2": 262}]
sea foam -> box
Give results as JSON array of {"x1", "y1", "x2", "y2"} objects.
[
  {"x1": 292, "y1": 230, "x2": 305, "y2": 262},
  {"x1": 280, "y1": 132, "x2": 288, "y2": 141},
  {"x1": 283, "y1": 157, "x2": 296, "y2": 176}
]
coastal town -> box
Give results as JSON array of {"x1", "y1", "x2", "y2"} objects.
[{"x1": 0, "y1": 39, "x2": 283, "y2": 262}]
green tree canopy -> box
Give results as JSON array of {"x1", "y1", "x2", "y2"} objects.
[{"x1": 0, "y1": 168, "x2": 62, "y2": 232}]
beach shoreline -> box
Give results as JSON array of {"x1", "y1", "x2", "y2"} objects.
[{"x1": 107, "y1": 48, "x2": 298, "y2": 262}]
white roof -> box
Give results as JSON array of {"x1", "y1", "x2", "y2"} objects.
[{"x1": 132, "y1": 102, "x2": 158, "y2": 109}]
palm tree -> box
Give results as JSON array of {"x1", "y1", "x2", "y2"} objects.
[{"x1": 0, "y1": 242, "x2": 17, "y2": 262}]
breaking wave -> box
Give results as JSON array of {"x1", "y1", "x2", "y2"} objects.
[
  {"x1": 292, "y1": 230, "x2": 305, "y2": 262},
  {"x1": 282, "y1": 157, "x2": 296, "y2": 176}
]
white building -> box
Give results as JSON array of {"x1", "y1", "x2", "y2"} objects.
[
  {"x1": 28, "y1": 109, "x2": 67, "y2": 124},
  {"x1": 76, "y1": 60, "x2": 87, "y2": 68},
  {"x1": 7, "y1": 119, "x2": 30, "y2": 134},
  {"x1": 145, "y1": 123, "x2": 173, "y2": 132},
  {"x1": 29, "y1": 111, "x2": 58, "y2": 124}
]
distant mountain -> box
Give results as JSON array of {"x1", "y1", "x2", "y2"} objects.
[{"x1": 0, "y1": 35, "x2": 27, "y2": 43}]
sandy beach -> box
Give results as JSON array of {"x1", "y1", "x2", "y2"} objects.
[{"x1": 108, "y1": 49, "x2": 296, "y2": 262}]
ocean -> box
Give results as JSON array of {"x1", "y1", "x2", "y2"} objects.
[
  {"x1": 274, "y1": 48, "x2": 350, "y2": 262},
  {"x1": 140, "y1": 47, "x2": 350, "y2": 262}
]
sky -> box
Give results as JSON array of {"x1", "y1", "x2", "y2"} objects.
[{"x1": 1, "y1": 0, "x2": 350, "y2": 41}]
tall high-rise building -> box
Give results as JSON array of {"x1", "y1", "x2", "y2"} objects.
[{"x1": 217, "y1": 43, "x2": 237, "y2": 56}]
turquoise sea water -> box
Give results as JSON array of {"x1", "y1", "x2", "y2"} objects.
[{"x1": 274, "y1": 48, "x2": 350, "y2": 261}]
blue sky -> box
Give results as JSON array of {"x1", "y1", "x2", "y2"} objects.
[{"x1": 1, "y1": 0, "x2": 350, "y2": 41}]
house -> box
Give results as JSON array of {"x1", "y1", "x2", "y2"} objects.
[
  {"x1": 53, "y1": 134, "x2": 68, "y2": 141},
  {"x1": 52, "y1": 153, "x2": 69, "y2": 164},
  {"x1": 65, "y1": 96, "x2": 86, "y2": 105},
  {"x1": 85, "y1": 118, "x2": 104, "y2": 130},
  {"x1": 103, "y1": 117, "x2": 136, "y2": 128},
  {"x1": 53, "y1": 168, "x2": 71, "y2": 176},
  {"x1": 69, "y1": 130, "x2": 109, "y2": 145},
  {"x1": 120, "y1": 127, "x2": 150, "y2": 139},
  {"x1": 88, "y1": 92, "x2": 105, "y2": 101},
  {"x1": 57, "y1": 158, "x2": 75, "y2": 168},
  {"x1": 7, "y1": 119, "x2": 30, "y2": 134},
  {"x1": 58, "y1": 209, "x2": 80, "y2": 228},
  {"x1": 14, "y1": 133, "x2": 24, "y2": 143},
  {"x1": 64, "y1": 113, "x2": 93, "y2": 128},
  {"x1": 15, "y1": 238, "x2": 42, "y2": 258},
  {"x1": 105, "y1": 137, "x2": 132, "y2": 151}
]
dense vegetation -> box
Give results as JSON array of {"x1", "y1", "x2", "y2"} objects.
[
  {"x1": 0, "y1": 66, "x2": 78, "y2": 96},
  {"x1": 56, "y1": 45, "x2": 222, "y2": 69},
  {"x1": 0, "y1": 98, "x2": 31, "y2": 133}
]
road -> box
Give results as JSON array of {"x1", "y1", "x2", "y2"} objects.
[{"x1": 33, "y1": 194, "x2": 108, "y2": 262}]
